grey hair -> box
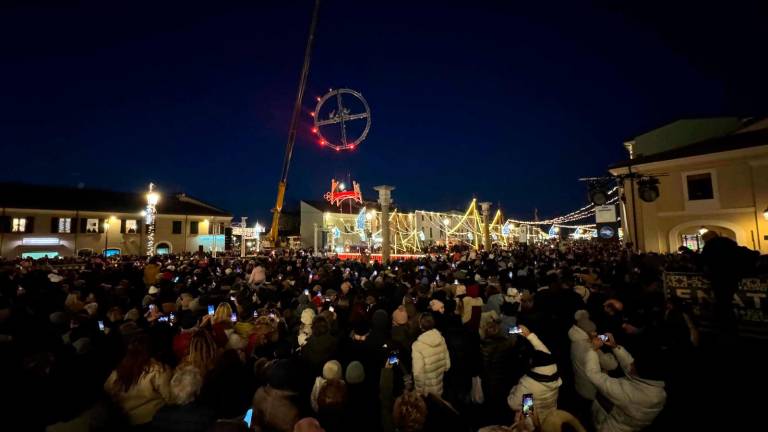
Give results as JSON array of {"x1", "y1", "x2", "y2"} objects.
[{"x1": 170, "y1": 365, "x2": 204, "y2": 405}]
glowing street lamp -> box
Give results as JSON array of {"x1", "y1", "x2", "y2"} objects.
[{"x1": 443, "y1": 218, "x2": 451, "y2": 246}]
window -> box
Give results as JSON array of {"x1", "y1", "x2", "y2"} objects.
[
  {"x1": 190, "y1": 221, "x2": 199, "y2": 234},
  {"x1": 86, "y1": 219, "x2": 99, "y2": 233},
  {"x1": 686, "y1": 173, "x2": 714, "y2": 201},
  {"x1": 12, "y1": 218, "x2": 26, "y2": 232},
  {"x1": 172, "y1": 221, "x2": 182, "y2": 234},
  {"x1": 125, "y1": 220, "x2": 138, "y2": 233},
  {"x1": 58, "y1": 218, "x2": 72, "y2": 233}
]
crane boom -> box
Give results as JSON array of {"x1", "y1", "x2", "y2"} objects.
[{"x1": 268, "y1": 0, "x2": 321, "y2": 245}]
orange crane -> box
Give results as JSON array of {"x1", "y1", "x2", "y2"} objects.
[{"x1": 268, "y1": 0, "x2": 321, "y2": 246}]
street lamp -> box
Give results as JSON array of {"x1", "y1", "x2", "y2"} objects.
[{"x1": 104, "y1": 216, "x2": 116, "y2": 254}]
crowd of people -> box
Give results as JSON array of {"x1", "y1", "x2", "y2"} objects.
[{"x1": 0, "y1": 236, "x2": 764, "y2": 432}]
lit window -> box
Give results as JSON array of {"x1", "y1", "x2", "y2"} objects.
[
  {"x1": 58, "y1": 218, "x2": 72, "y2": 233},
  {"x1": 86, "y1": 219, "x2": 99, "y2": 233},
  {"x1": 125, "y1": 220, "x2": 138, "y2": 233},
  {"x1": 12, "y1": 218, "x2": 26, "y2": 233}
]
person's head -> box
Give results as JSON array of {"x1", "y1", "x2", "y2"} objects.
[
  {"x1": 317, "y1": 379, "x2": 347, "y2": 413},
  {"x1": 393, "y1": 391, "x2": 427, "y2": 432},
  {"x1": 345, "y1": 361, "x2": 365, "y2": 385},
  {"x1": 186, "y1": 330, "x2": 218, "y2": 373},
  {"x1": 392, "y1": 305, "x2": 409, "y2": 326},
  {"x1": 293, "y1": 417, "x2": 325, "y2": 432},
  {"x1": 213, "y1": 302, "x2": 233, "y2": 324},
  {"x1": 170, "y1": 365, "x2": 204, "y2": 405},
  {"x1": 179, "y1": 293, "x2": 194, "y2": 310},
  {"x1": 574, "y1": 310, "x2": 597, "y2": 335},
  {"x1": 630, "y1": 350, "x2": 666, "y2": 382},
  {"x1": 418, "y1": 312, "x2": 436, "y2": 333},
  {"x1": 113, "y1": 334, "x2": 153, "y2": 392},
  {"x1": 322, "y1": 360, "x2": 342, "y2": 380},
  {"x1": 520, "y1": 293, "x2": 534, "y2": 311},
  {"x1": 482, "y1": 318, "x2": 501, "y2": 338},
  {"x1": 312, "y1": 316, "x2": 330, "y2": 337}
]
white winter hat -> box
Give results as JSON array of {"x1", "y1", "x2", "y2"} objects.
[{"x1": 301, "y1": 308, "x2": 316, "y2": 325}]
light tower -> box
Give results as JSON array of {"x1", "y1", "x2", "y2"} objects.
[
  {"x1": 145, "y1": 183, "x2": 160, "y2": 256},
  {"x1": 374, "y1": 185, "x2": 395, "y2": 263}
]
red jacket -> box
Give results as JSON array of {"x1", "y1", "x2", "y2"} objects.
[{"x1": 173, "y1": 331, "x2": 194, "y2": 361}]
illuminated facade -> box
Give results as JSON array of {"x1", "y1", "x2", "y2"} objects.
[{"x1": 0, "y1": 183, "x2": 231, "y2": 258}]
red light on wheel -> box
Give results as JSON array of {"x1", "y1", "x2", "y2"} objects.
[
  {"x1": 335, "y1": 147, "x2": 340, "y2": 152},
  {"x1": 320, "y1": 140, "x2": 326, "y2": 146},
  {"x1": 316, "y1": 96, "x2": 321, "y2": 102},
  {"x1": 312, "y1": 128, "x2": 318, "y2": 134},
  {"x1": 310, "y1": 112, "x2": 315, "y2": 117}
]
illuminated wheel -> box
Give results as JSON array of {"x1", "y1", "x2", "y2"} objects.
[{"x1": 312, "y1": 88, "x2": 371, "y2": 151}]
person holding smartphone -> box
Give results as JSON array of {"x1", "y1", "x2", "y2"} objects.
[
  {"x1": 569, "y1": 310, "x2": 620, "y2": 408},
  {"x1": 507, "y1": 325, "x2": 562, "y2": 423}
]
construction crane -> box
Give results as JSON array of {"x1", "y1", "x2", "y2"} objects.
[{"x1": 267, "y1": 0, "x2": 321, "y2": 246}]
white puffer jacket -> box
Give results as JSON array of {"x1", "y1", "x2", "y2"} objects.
[
  {"x1": 585, "y1": 346, "x2": 666, "y2": 432},
  {"x1": 412, "y1": 329, "x2": 451, "y2": 396},
  {"x1": 508, "y1": 333, "x2": 562, "y2": 422},
  {"x1": 568, "y1": 325, "x2": 619, "y2": 401}
]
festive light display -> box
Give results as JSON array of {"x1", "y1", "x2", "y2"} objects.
[
  {"x1": 324, "y1": 178, "x2": 363, "y2": 207},
  {"x1": 145, "y1": 183, "x2": 159, "y2": 256}
]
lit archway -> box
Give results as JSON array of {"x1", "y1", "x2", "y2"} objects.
[{"x1": 668, "y1": 219, "x2": 747, "y2": 251}]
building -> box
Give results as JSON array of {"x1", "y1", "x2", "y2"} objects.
[
  {"x1": 0, "y1": 183, "x2": 232, "y2": 258},
  {"x1": 609, "y1": 117, "x2": 768, "y2": 254}
]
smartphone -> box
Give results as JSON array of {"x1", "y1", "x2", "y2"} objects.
[
  {"x1": 508, "y1": 326, "x2": 522, "y2": 335},
  {"x1": 598, "y1": 334, "x2": 609, "y2": 343},
  {"x1": 230, "y1": 313, "x2": 237, "y2": 322},
  {"x1": 169, "y1": 312, "x2": 175, "y2": 321},
  {"x1": 253, "y1": 311, "x2": 259, "y2": 318},
  {"x1": 308, "y1": 273, "x2": 313, "y2": 284},
  {"x1": 508, "y1": 271, "x2": 513, "y2": 279},
  {"x1": 158, "y1": 316, "x2": 169, "y2": 323},
  {"x1": 419, "y1": 265, "x2": 425, "y2": 270},
  {"x1": 173, "y1": 276, "x2": 180, "y2": 283},
  {"x1": 149, "y1": 304, "x2": 157, "y2": 313},
  {"x1": 207, "y1": 305, "x2": 215, "y2": 315},
  {"x1": 98, "y1": 320, "x2": 105, "y2": 332},
  {"x1": 329, "y1": 305, "x2": 335, "y2": 313},
  {"x1": 372, "y1": 270, "x2": 378, "y2": 277},
  {"x1": 454, "y1": 279, "x2": 459, "y2": 285},
  {"x1": 522, "y1": 394, "x2": 534, "y2": 416},
  {"x1": 388, "y1": 353, "x2": 399, "y2": 365},
  {"x1": 303, "y1": 289, "x2": 310, "y2": 296},
  {"x1": 230, "y1": 295, "x2": 236, "y2": 301},
  {"x1": 244, "y1": 408, "x2": 253, "y2": 428}
]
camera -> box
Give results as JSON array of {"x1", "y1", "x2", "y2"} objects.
[
  {"x1": 207, "y1": 305, "x2": 215, "y2": 315},
  {"x1": 522, "y1": 394, "x2": 534, "y2": 416}
]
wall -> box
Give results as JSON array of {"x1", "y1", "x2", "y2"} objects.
[
  {"x1": 0, "y1": 210, "x2": 230, "y2": 258},
  {"x1": 299, "y1": 202, "x2": 324, "y2": 249}
]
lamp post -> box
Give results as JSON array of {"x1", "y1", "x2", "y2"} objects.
[
  {"x1": 374, "y1": 185, "x2": 395, "y2": 263},
  {"x1": 145, "y1": 183, "x2": 160, "y2": 256},
  {"x1": 103, "y1": 220, "x2": 110, "y2": 254}
]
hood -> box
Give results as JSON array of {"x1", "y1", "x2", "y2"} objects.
[
  {"x1": 417, "y1": 329, "x2": 444, "y2": 347},
  {"x1": 568, "y1": 325, "x2": 590, "y2": 342}
]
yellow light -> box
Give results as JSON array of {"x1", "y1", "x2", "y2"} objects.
[
  {"x1": 103, "y1": 221, "x2": 110, "y2": 230},
  {"x1": 110, "y1": 215, "x2": 117, "y2": 222},
  {"x1": 764, "y1": 206, "x2": 768, "y2": 221},
  {"x1": 146, "y1": 191, "x2": 160, "y2": 206},
  {"x1": 698, "y1": 227, "x2": 708, "y2": 235},
  {"x1": 366, "y1": 211, "x2": 375, "y2": 220}
]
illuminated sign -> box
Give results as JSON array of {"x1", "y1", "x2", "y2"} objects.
[
  {"x1": 356, "y1": 208, "x2": 367, "y2": 231},
  {"x1": 22, "y1": 237, "x2": 60, "y2": 246},
  {"x1": 324, "y1": 178, "x2": 363, "y2": 208}
]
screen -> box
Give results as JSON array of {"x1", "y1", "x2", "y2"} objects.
[
  {"x1": 522, "y1": 394, "x2": 534, "y2": 416},
  {"x1": 598, "y1": 334, "x2": 609, "y2": 342},
  {"x1": 508, "y1": 326, "x2": 522, "y2": 334},
  {"x1": 244, "y1": 408, "x2": 253, "y2": 427},
  {"x1": 208, "y1": 305, "x2": 215, "y2": 315},
  {"x1": 98, "y1": 320, "x2": 105, "y2": 331},
  {"x1": 388, "y1": 353, "x2": 399, "y2": 365},
  {"x1": 230, "y1": 313, "x2": 237, "y2": 322}
]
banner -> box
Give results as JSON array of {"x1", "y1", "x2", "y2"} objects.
[{"x1": 663, "y1": 272, "x2": 768, "y2": 336}]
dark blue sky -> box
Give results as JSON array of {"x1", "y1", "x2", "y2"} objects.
[{"x1": 3, "y1": 1, "x2": 767, "y2": 223}]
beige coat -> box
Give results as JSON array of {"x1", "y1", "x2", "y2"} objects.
[
  {"x1": 104, "y1": 360, "x2": 173, "y2": 425},
  {"x1": 412, "y1": 329, "x2": 451, "y2": 396}
]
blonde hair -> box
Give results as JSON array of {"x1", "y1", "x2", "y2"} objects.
[
  {"x1": 393, "y1": 391, "x2": 427, "y2": 432},
  {"x1": 183, "y1": 330, "x2": 218, "y2": 374},
  {"x1": 213, "y1": 302, "x2": 233, "y2": 325}
]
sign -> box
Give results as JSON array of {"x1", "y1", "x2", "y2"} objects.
[
  {"x1": 595, "y1": 205, "x2": 617, "y2": 223},
  {"x1": 664, "y1": 272, "x2": 768, "y2": 336},
  {"x1": 598, "y1": 225, "x2": 616, "y2": 239},
  {"x1": 324, "y1": 178, "x2": 363, "y2": 207},
  {"x1": 231, "y1": 227, "x2": 255, "y2": 239}
]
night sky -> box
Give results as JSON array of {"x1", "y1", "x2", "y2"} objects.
[{"x1": 3, "y1": 1, "x2": 767, "y2": 223}]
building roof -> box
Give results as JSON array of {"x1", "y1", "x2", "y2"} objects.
[
  {"x1": 609, "y1": 127, "x2": 768, "y2": 169},
  {"x1": 0, "y1": 183, "x2": 232, "y2": 217}
]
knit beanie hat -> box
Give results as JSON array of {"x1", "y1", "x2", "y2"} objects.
[
  {"x1": 429, "y1": 299, "x2": 445, "y2": 314},
  {"x1": 574, "y1": 310, "x2": 597, "y2": 334},
  {"x1": 323, "y1": 360, "x2": 343, "y2": 380},
  {"x1": 301, "y1": 308, "x2": 316, "y2": 326},
  {"x1": 345, "y1": 361, "x2": 365, "y2": 384},
  {"x1": 392, "y1": 306, "x2": 409, "y2": 325}
]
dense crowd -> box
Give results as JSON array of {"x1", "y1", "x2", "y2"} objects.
[{"x1": 0, "y1": 235, "x2": 763, "y2": 432}]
